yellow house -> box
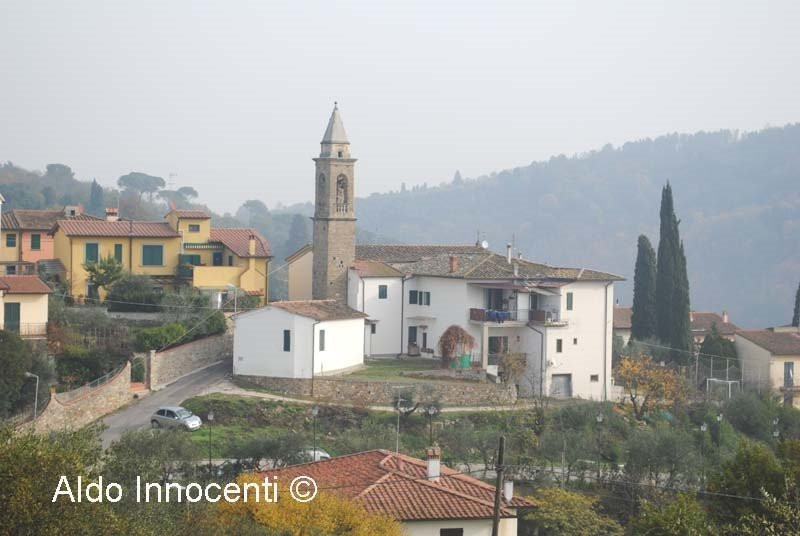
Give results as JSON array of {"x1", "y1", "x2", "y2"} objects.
[
  {"x1": 49, "y1": 209, "x2": 271, "y2": 304},
  {"x1": 0, "y1": 275, "x2": 51, "y2": 339}
]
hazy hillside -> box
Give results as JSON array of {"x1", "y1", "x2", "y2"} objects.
[{"x1": 354, "y1": 125, "x2": 800, "y2": 328}]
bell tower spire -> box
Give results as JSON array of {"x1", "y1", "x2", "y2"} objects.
[{"x1": 312, "y1": 102, "x2": 357, "y2": 301}]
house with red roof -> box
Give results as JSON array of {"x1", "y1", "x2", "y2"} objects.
[
  {"x1": 0, "y1": 275, "x2": 52, "y2": 338},
  {"x1": 48, "y1": 207, "x2": 271, "y2": 304},
  {"x1": 261, "y1": 447, "x2": 533, "y2": 536},
  {"x1": 736, "y1": 326, "x2": 800, "y2": 407}
]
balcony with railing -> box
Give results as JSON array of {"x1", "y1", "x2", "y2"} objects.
[
  {"x1": 469, "y1": 308, "x2": 528, "y2": 325},
  {"x1": 0, "y1": 322, "x2": 48, "y2": 339},
  {"x1": 529, "y1": 309, "x2": 569, "y2": 327},
  {"x1": 335, "y1": 203, "x2": 350, "y2": 213}
]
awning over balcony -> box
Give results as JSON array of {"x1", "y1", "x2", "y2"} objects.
[{"x1": 183, "y1": 242, "x2": 224, "y2": 250}]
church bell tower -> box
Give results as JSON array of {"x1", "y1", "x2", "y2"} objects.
[{"x1": 312, "y1": 103, "x2": 357, "y2": 301}]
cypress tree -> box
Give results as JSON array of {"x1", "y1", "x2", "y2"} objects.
[
  {"x1": 87, "y1": 179, "x2": 105, "y2": 217},
  {"x1": 631, "y1": 234, "x2": 657, "y2": 340},
  {"x1": 655, "y1": 183, "x2": 679, "y2": 342},
  {"x1": 793, "y1": 280, "x2": 800, "y2": 327},
  {"x1": 670, "y1": 241, "x2": 692, "y2": 363}
]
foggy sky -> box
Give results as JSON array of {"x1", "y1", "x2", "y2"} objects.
[{"x1": 1, "y1": 1, "x2": 798, "y2": 212}]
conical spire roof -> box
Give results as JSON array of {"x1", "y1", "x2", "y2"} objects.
[{"x1": 321, "y1": 102, "x2": 349, "y2": 144}]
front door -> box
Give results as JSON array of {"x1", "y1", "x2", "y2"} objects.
[
  {"x1": 408, "y1": 326, "x2": 418, "y2": 345},
  {"x1": 3, "y1": 302, "x2": 20, "y2": 332},
  {"x1": 550, "y1": 374, "x2": 572, "y2": 398}
]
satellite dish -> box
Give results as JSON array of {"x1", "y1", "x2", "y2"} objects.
[{"x1": 480, "y1": 240, "x2": 489, "y2": 249}]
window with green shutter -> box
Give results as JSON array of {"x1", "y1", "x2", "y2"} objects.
[
  {"x1": 85, "y1": 243, "x2": 99, "y2": 263},
  {"x1": 31, "y1": 234, "x2": 41, "y2": 250},
  {"x1": 142, "y1": 245, "x2": 163, "y2": 266},
  {"x1": 114, "y1": 244, "x2": 123, "y2": 263},
  {"x1": 6, "y1": 233, "x2": 16, "y2": 247},
  {"x1": 566, "y1": 292, "x2": 574, "y2": 311},
  {"x1": 409, "y1": 290, "x2": 418, "y2": 304}
]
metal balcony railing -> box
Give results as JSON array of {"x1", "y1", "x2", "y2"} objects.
[
  {"x1": 469, "y1": 308, "x2": 526, "y2": 323},
  {"x1": 529, "y1": 309, "x2": 569, "y2": 327},
  {"x1": 0, "y1": 322, "x2": 48, "y2": 338}
]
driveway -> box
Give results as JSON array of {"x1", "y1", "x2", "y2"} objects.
[{"x1": 100, "y1": 361, "x2": 230, "y2": 448}]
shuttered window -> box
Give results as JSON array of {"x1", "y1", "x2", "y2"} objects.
[
  {"x1": 31, "y1": 234, "x2": 41, "y2": 250},
  {"x1": 85, "y1": 243, "x2": 99, "y2": 263},
  {"x1": 409, "y1": 290, "x2": 418, "y2": 304},
  {"x1": 566, "y1": 292, "x2": 574, "y2": 311},
  {"x1": 378, "y1": 285, "x2": 388, "y2": 299},
  {"x1": 319, "y1": 329, "x2": 325, "y2": 351},
  {"x1": 114, "y1": 244, "x2": 123, "y2": 263},
  {"x1": 283, "y1": 330, "x2": 291, "y2": 352},
  {"x1": 142, "y1": 245, "x2": 163, "y2": 266}
]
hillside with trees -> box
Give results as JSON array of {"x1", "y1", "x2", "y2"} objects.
[{"x1": 351, "y1": 124, "x2": 800, "y2": 328}]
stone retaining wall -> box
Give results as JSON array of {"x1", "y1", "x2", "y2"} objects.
[
  {"x1": 23, "y1": 362, "x2": 132, "y2": 433},
  {"x1": 150, "y1": 333, "x2": 232, "y2": 389},
  {"x1": 235, "y1": 374, "x2": 517, "y2": 407}
]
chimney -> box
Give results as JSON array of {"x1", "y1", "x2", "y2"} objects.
[
  {"x1": 506, "y1": 243, "x2": 512, "y2": 264},
  {"x1": 426, "y1": 446, "x2": 441, "y2": 481},
  {"x1": 248, "y1": 234, "x2": 256, "y2": 256},
  {"x1": 105, "y1": 207, "x2": 119, "y2": 222},
  {"x1": 503, "y1": 479, "x2": 514, "y2": 501},
  {"x1": 449, "y1": 255, "x2": 458, "y2": 273},
  {"x1": 722, "y1": 310, "x2": 729, "y2": 324}
]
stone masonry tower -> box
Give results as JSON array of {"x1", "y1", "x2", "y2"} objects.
[{"x1": 312, "y1": 103, "x2": 356, "y2": 300}]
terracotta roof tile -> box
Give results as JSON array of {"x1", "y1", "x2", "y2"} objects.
[
  {"x1": 209, "y1": 228, "x2": 271, "y2": 258},
  {"x1": 2, "y1": 209, "x2": 98, "y2": 230},
  {"x1": 356, "y1": 244, "x2": 484, "y2": 263},
  {"x1": 52, "y1": 220, "x2": 180, "y2": 238},
  {"x1": 738, "y1": 329, "x2": 800, "y2": 355},
  {"x1": 270, "y1": 300, "x2": 367, "y2": 321},
  {"x1": 0, "y1": 275, "x2": 52, "y2": 294},
  {"x1": 352, "y1": 260, "x2": 403, "y2": 278},
  {"x1": 261, "y1": 450, "x2": 533, "y2": 521},
  {"x1": 691, "y1": 312, "x2": 739, "y2": 336},
  {"x1": 614, "y1": 307, "x2": 632, "y2": 329},
  {"x1": 166, "y1": 209, "x2": 211, "y2": 219}
]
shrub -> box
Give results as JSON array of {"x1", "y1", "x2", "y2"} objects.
[
  {"x1": 106, "y1": 274, "x2": 162, "y2": 312},
  {"x1": 133, "y1": 323, "x2": 186, "y2": 352}
]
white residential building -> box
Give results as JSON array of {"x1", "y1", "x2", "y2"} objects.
[{"x1": 233, "y1": 300, "x2": 367, "y2": 379}]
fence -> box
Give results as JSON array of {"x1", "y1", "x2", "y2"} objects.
[{"x1": 0, "y1": 322, "x2": 48, "y2": 338}]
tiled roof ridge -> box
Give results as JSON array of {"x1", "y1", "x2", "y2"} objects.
[
  {"x1": 374, "y1": 452, "x2": 515, "y2": 513},
  {"x1": 461, "y1": 254, "x2": 496, "y2": 277}
]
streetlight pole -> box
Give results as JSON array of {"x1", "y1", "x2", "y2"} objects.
[
  {"x1": 24, "y1": 372, "x2": 39, "y2": 430},
  {"x1": 207, "y1": 410, "x2": 214, "y2": 472},
  {"x1": 700, "y1": 422, "x2": 708, "y2": 487},
  {"x1": 425, "y1": 405, "x2": 440, "y2": 445},
  {"x1": 595, "y1": 412, "x2": 604, "y2": 481},
  {"x1": 312, "y1": 406, "x2": 319, "y2": 460}
]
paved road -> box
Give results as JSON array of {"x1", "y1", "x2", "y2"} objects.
[{"x1": 100, "y1": 361, "x2": 230, "y2": 448}]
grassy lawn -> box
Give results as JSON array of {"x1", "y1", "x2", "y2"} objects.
[{"x1": 346, "y1": 357, "x2": 440, "y2": 381}]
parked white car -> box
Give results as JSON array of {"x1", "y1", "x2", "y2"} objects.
[{"x1": 151, "y1": 406, "x2": 203, "y2": 431}]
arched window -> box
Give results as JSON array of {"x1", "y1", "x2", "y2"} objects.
[{"x1": 336, "y1": 175, "x2": 349, "y2": 212}]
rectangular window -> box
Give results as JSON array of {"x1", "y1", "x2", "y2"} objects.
[
  {"x1": 114, "y1": 244, "x2": 123, "y2": 263},
  {"x1": 423, "y1": 291, "x2": 431, "y2": 306},
  {"x1": 378, "y1": 285, "x2": 388, "y2": 299},
  {"x1": 283, "y1": 330, "x2": 291, "y2": 352},
  {"x1": 6, "y1": 265, "x2": 16, "y2": 275},
  {"x1": 188, "y1": 224, "x2": 200, "y2": 232},
  {"x1": 85, "y1": 242, "x2": 99, "y2": 263},
  {"x1": 409, "y1": 290, "x2": 418, "y2": 304},
  {"x1": 556, "y1": 339, "x2": 563, "y2": 353},
  {"x1": 30, "y1": 234, "x2": 41, "y2": 250},
  {"x1": 440, "y1": 529, "x2": 464, "y2": 536},
  {"x1": 370, "y1": 324, "x2": 376, "y2": 334},
  {"x1": 213, "y1": 252, "x2": 223, "y2": 266},
  {"x1": 228, "y1": 255, "x2": 233, "y2": 266},
  {"x1": 141, "y1": 245, "x2": 164, "y2": 266},
  {"x1": 590, "y1": 374, "x2": 599, "y2": 382},
  {"x1": 566, "y1": 292, "x2": 574, "y2": 311},
  {"x1": 5, "y1": 233, "x2": 16, "y2": 247},
  {"x1": 573, "y1": 338, "x2": 578, "y2": 345},
  {"x1": 319, "y1": 329, "x2": 325, "y2": 351}
]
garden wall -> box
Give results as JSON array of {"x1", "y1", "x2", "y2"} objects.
[
  {"x1": 235, "y1": 374, "x2": 517, "y2": 407},
  {"x1": 22, "y1": 362, "x2": 132, "y2": 433},
  {"x1": 149, "y1": 333, "x2": 232, "y2": 390}
]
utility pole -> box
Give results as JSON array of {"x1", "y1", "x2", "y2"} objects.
[{"x1": 491, "y1": 436, "x2": 505, "y2": 536}]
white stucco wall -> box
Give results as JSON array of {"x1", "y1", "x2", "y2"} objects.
[
  {"x1": 0, "y1": 292, "x2": 50, "y2": 328},
  {"x1": 405, "y1": 517, "x2": 517, "y2": 536},
  {"x1": 349, "y1": 270, "x2": 403, "y2": 355},
  {"x1": 314, "y1": 317, "x2": 365, "y2": 375},
  {"x1": 234, "y1": 306, "x2": 364, "y2": 379},
  {"x1": 404, "y1": 276, "x2": 473, "y2": 356}
]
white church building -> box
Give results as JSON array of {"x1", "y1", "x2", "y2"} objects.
[{"x1": 240, "y1": 103, "x2": 623, "y2": 400}]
